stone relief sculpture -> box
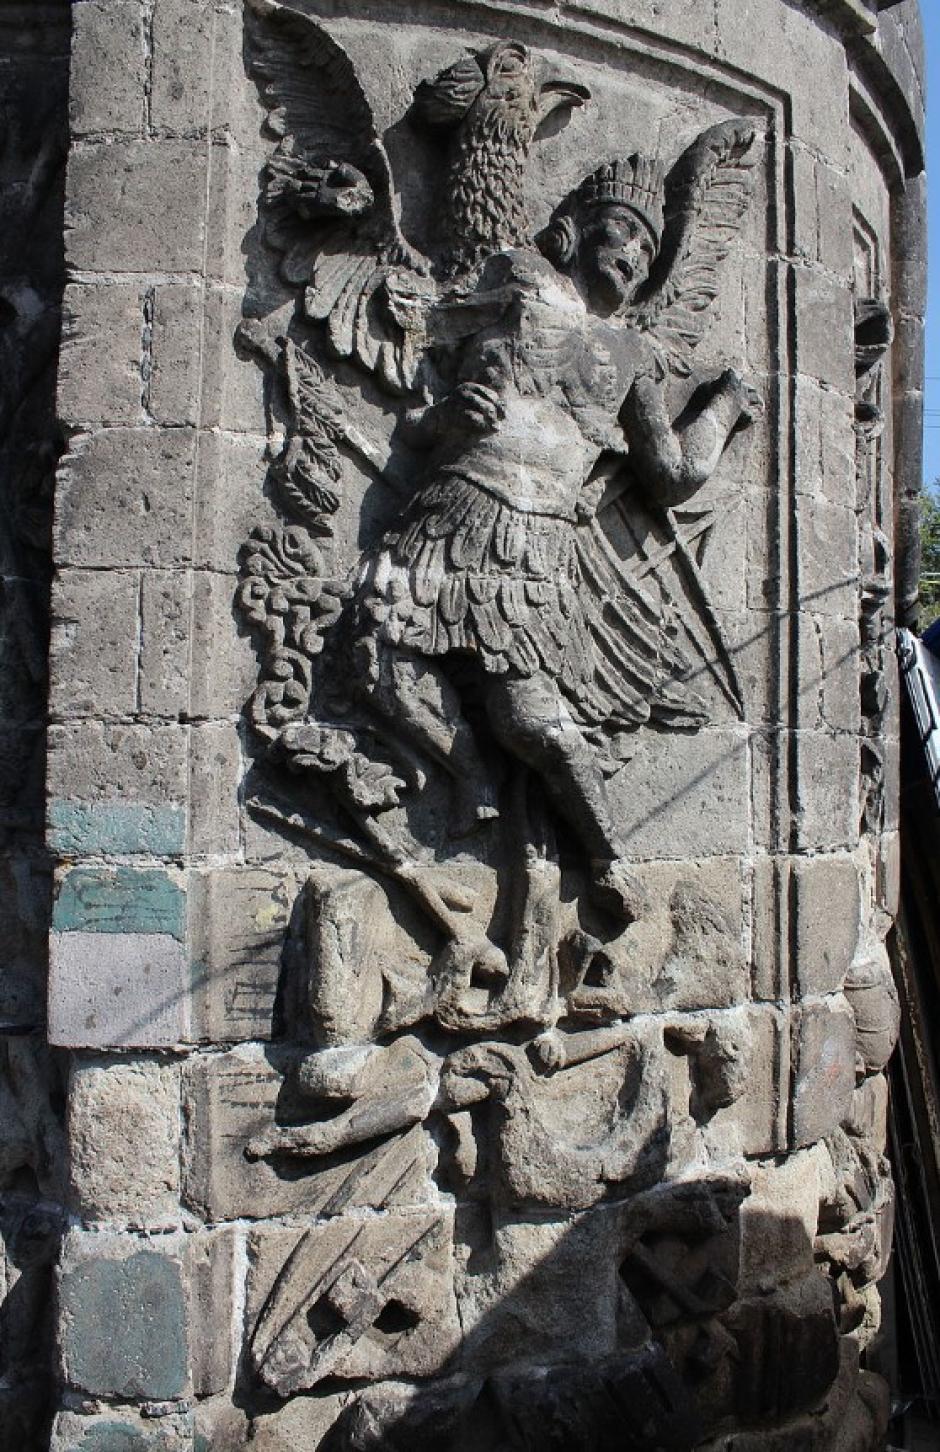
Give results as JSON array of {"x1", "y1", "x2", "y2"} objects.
[
  {"x1": 239, "y1": 0, "x2": 761, "y2": 1038},
  {"x1": 224, "y1": 4, "x2": 887, "y2": 1447}
]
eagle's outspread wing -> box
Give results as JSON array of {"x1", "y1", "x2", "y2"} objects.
[
  {"x1": 630, "y1": 121, "x2": 762, "y2": 377},
  {"x1": 247, "y1": 0, "x2": 434, "y2": 394}
]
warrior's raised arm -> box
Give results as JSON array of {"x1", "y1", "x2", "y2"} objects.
[{"x1": 622, "y1": 366, "x2": 761, "y2": 507}]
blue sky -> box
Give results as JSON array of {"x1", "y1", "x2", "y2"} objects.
[{"x1": 923, "y1": 5, "x2": 939, "y2": 485}]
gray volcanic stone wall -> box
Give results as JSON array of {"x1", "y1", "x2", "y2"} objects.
[{"x1": 34, "y1": 1, "x2": 925, "y2": 1449}]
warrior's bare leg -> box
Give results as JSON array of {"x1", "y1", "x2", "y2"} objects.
[
  {"x1": 356, "y1": 644, "x2": 498, "y2": 834},
  {"x1": 484, "y1": 672, "x2": 647, "y2": 919}
]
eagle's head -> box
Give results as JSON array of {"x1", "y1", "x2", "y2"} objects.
[{"x1": 414, "y1": 40, "x2": 588, "y2": 135}]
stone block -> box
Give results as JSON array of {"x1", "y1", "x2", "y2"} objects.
[
  {"x1": 151, "y1": 0, "x2": 256, "y2": 144},
  {"x1": 205, "y1": 143, "x2": 268, "y2": 287},
  {"x1": 877, "y1": 830, "x2": 900, "y2": 917},
  {"x1": 791, "y1": 995, "x2": 857, "y2": 1148},
  {"x1": 150, "y1": 0, "x2": 216, "y2": 137},
  {"x1": 703, "y1": 1005, "x2": 787, "y2": 1158},
  {"x1": 69, "y1": 0, "x2": 146, "y2": 137},
  {"x1": 49, "y1": 866, "x2": 189, "y2": 1049},
  {"x1": 55, "y1": 428, "x2": 197, "y2": 570},
  {"x1": 58, "y1": 1230, "x2": 189, "y2": 1400},
  {"x1": 609, "y1": 728, "x2": 749, "y2": 859},
  {"x1": 727, "y1": 1271, "x2": 840, "y2": 1424},
  {"x1": 564, "y1": 857, "x2": 748, "y2": 1023},
  {"x1": 745, "y1": 489, "x2": 780, "y2": 613},
  {"x1": 455, "y1": 1206, "x2": 625, "y2": 1373},
  {"x1": 188, "y1": 1226, "x2": 240, "y2": 1397},
  {"x1": 814, "y1": 160, "x2": 855, "y2": 280},
  {"x1": 794, "y1": 493, "x2": 860, "y2": 621},
  {"x1": 189, "y1": 865, "x2": 299, "y2": 1043},
  {"x1": 246, "y1": 1395, "x2": 348, "y2": 1452},
  {"x1": 182, "y1": 1039, "x2": 435, "y2": 1221},
  {"x1": 190, "y1": 571, "x2": 259, "y2": 719},
  {"x1": 187, "y1": 722, "x2": 241, "y2": 856},
  {"x1": 48, "y1": 719, "x2": 188, "y2": 816},
  {"x1": 139, "y1": 570, "x2": 191, "y2": 719},
  {"x1": 68, "y1": 1055, "x2": 181, "y2": 1225},
  {"x1": 65, "y1": 141, "x2": 209, "y2": 274},
  {"x1": 793, "y1": 730, "x2": 861, "y2": 852},
  {"x1": 192, "y1": 430, "x2": 278, "y2": 575},
  {"x1": 58, "y1": 282, "x2": 146, "y2": 426},
  {"x1": 792, "y1": 265, "x2": 855, "y2": 393},
  {"x1": 714, "y1": 605, "x2": 779, "y2": 728},
  {"x1": 792, "y1": 855, "x2": 860, "y2": 997},
  {"x1": 51, "y1": 1410, "x2": 193, "y2": 1452},
  {"x1": 750, "y1": 854, "x2": 783, "y2": 1003},
  {"x1": 245, "y1": 1211, "x2": 460, "y2": 1396},
  {"x1": 299, "y1": 864, "x2": 440, "y2": 1048},
  {"x1": 816, "y1": 381, "x2": 857, "y2": 510},
  {"x1": 739, "y1": 1150, "x2": 822, "y2": 1295},
  {"x1": 50, "y1": 568, "x2": 141, "y2": 720},
  {"x1": 135, "y1": 571, "x2": 255, "y2": 721},
  {"x1": 788, "y1": 144, "x2": 820, "y2": 266},
  {"x1": 149, "y1": 282, "x2": 206, "y2": 427},
  {"x1": 49, "y1": 930, "x2": 189, "y2": 1048},
  {"x1": 843, "y1": 1070, "x2": 889, "y2": 1153},
  {"x1": 795, "y1": 614, "x2": 861, "y2": 735},
  {"x1": 193, "y1": 1401, "x2": 251, "y2": 1450},
  {"x1": 150, "y1": 283, "x2": 266, "y2": 433}
]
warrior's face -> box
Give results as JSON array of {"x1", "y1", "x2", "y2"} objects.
[{"x1": 578, "y1": 205, "x2": 656, "y2": 314}]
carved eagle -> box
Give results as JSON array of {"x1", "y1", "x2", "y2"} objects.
[{"x1": 246, "y1": 0, "x2": 589, "y2": 393}]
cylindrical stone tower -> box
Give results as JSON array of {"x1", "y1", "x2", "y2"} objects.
[{"x1": 14, "y1": 0, "x2": 926, "y2": 1447}]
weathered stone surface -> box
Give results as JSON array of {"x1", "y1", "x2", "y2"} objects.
[
  {"x1": 245, "y1": 1395, "x2": 348, "y2": 1452},
  {"x1": 50, "y1": 568, "x2": 141, "y2": 719},
  {"x1": 188, "y1": 1226, "x2": 240, "y2": 1398},
  {"x1": 38, "y1": 0, "x2": 922, "y2": 1443},
  {"x1": 739, "y1": 1151, "x2": 822, "y2": 1295},
  {"x1": 51, "y1": 1410, "x2": 193, "y2": 1452},
  {"x1": 48, "y1": 722, "x2": 188, "y2": 853},
  {"x1": 50, "y1": 929, "x2": 189, "y2": 1048},
  {"x1": 68, "y1": 1055, "x2": 181, "y2": 1225},
  {"x1": 792, "y1": 856, "x2": 861, "y2": 997},
  {"x1": 187, "y1": 722, "x2": 242, "y2": 856},
  {"x1": 65, "y1": 141, "x2": 209, "y2": 274},
  {"x1": 58, "y1": 1231, "x2": 189, "y2": 1400},
  {"x1": 69, "y1": 1, "x2": 147, "y2": 137},
  {"x1": 189, "y1": 865, "x2": 299, "y2": 1043},
  {"x1": 58, "y1": 281, "x2": 146, "y2": 426},
  {"x1": 246, "y1": 1212, "x2": 461, "y2": 1396},
  {"x1": 50, "y1": 866, "x2": 189, "y2": 1048},
  {"x1": 183, "y1": 1039, "x2": 436, "y2": 1221},
  {"x1": 791, "y1": 996, "x2": 858, "y2": 1148},
  {"x1": 150, "y1": 283, "x2": 266, "y2": 432},
  {"x1": 54, "y1": 428, "x2": 197, "y2": 569}
]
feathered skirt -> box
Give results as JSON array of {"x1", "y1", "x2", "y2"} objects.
[{"x1": 351, "y1": 472, "x2": 706, "y2": 734}]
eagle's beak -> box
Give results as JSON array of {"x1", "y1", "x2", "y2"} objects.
[{"x1": 536, "y1": 76, "x2": 591, "y2": 124}]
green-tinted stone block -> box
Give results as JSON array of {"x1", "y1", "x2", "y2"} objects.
[
  {"x1": 49, "y1": 801, "x2": 186, "y2": 857},
  {"x1": 53, "y1": 867, "x2": 186, "y2": 941},
  {"x1": 60, "y1": 1249, "x2": 188, "y2": 1401}
]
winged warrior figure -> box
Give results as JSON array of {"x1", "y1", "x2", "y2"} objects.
[{"x1": 239, "y1": 1, "x2": 763, "y2": 1026}]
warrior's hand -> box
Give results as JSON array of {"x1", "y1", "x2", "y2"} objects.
[
  {"x1": 714, "y1": 368, "x2": 764, "y2": 427},
  {"x1": 447, "y1": 381, "x2": 505, "y2": 433}
]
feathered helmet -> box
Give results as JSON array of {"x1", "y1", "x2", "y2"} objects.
[
  {"x1": 538, "y1": 153, "x2": 666, "y2": 269},
  {"x1": 577, "y1": 155, "x2": 666, "y2": 249}
]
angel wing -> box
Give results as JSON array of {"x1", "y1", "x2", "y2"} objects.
[
  {"x1": 631, "y1": 120, "x2": 762, "y2": 377},
  {"x1": 247, "y1": 0, "x2": 434, "y2": 394}
]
